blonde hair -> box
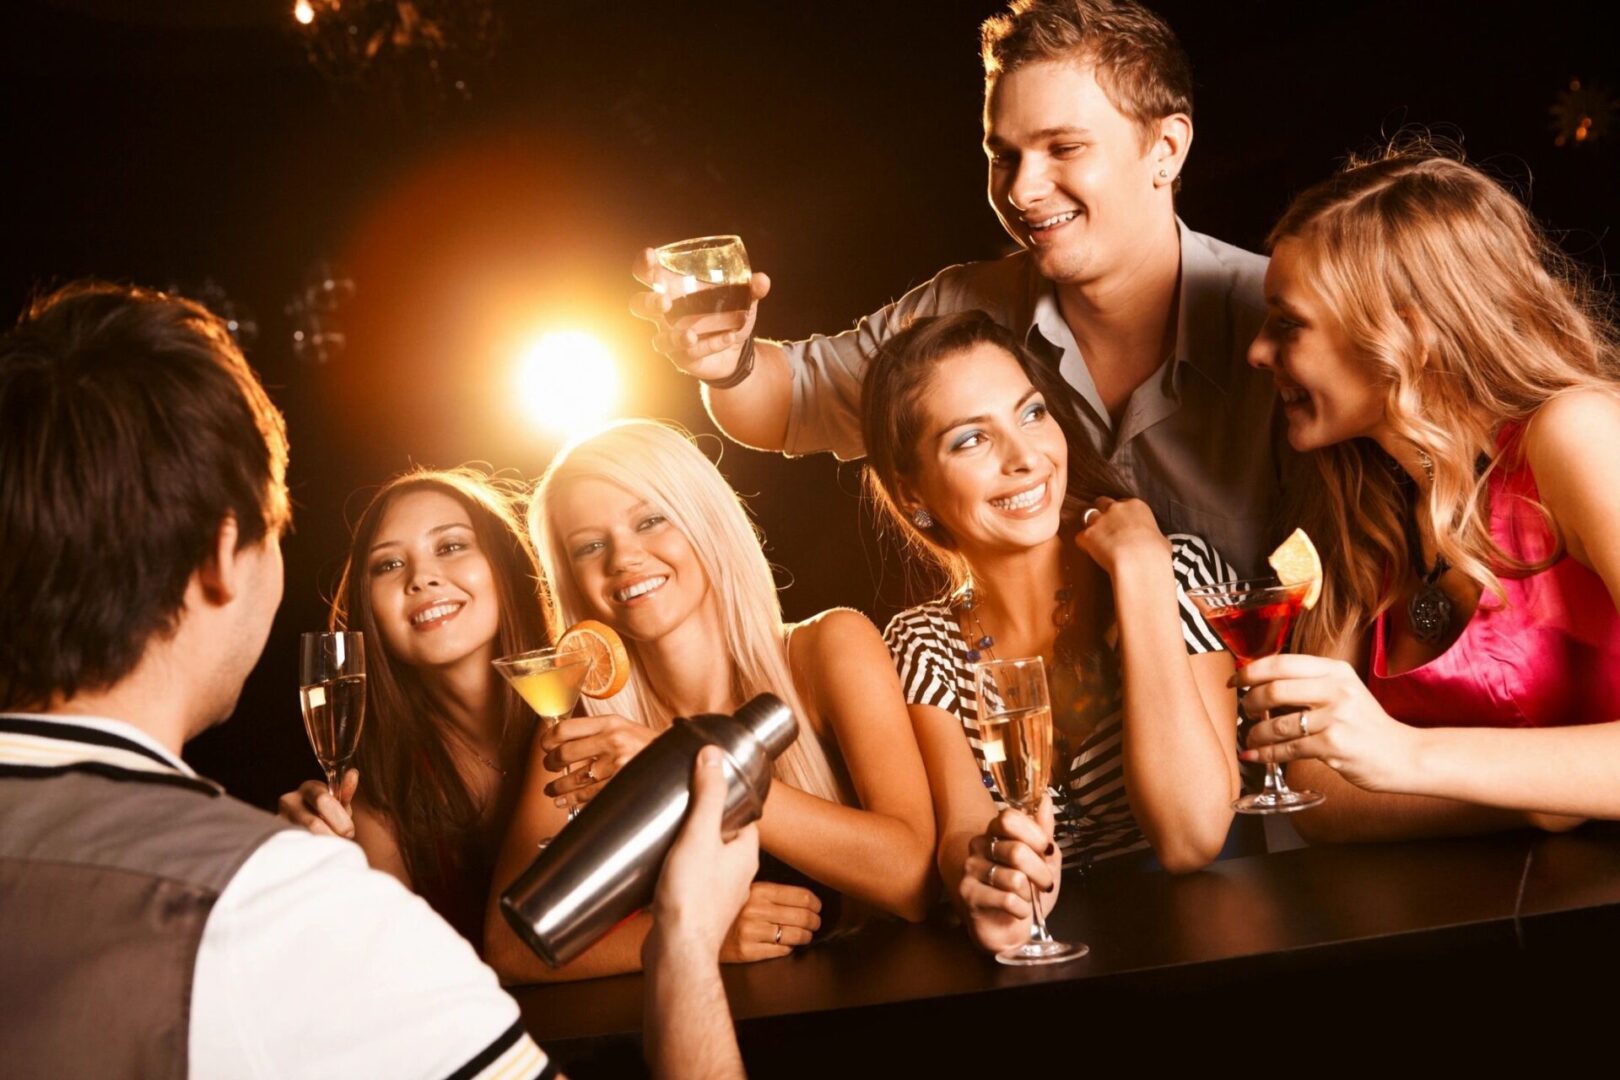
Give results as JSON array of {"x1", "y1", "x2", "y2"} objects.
[
  {"x1": 1275, "y1": 138, "x2": 1620, "y2": 655},
  {"x1": 530, "y1": 420, "x2": 844, "y2": 803}
]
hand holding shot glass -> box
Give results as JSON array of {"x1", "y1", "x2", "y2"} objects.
[{"x1": 632, "y1": 235, "x2": 769, "y2": 382}]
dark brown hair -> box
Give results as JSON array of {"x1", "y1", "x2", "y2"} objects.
[
  {"x1": 0, "y1": 281, "x2": 290, "y2": 710},
  {"x1": 861, "y1": 309, "x2": 1129, "y2": 594},
  {"x1": 982, "y1": 0, "x2": 1194, "y2": 151},
  {"x1": 332, "y1": 468, "x2": 548, "y2": 893}
]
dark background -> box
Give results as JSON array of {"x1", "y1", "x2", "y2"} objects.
[{"x1": 3, "y1": 0, "x2": 1613, "y2": 806}]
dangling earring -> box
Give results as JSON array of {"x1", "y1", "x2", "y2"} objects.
[{"x1": 912, "y1": 507, "x2": 935, "y2": 529}]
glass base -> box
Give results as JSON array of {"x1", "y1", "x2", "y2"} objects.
[
  {"x1": 1233, "y1": 788, "x2": 1325, "y2": 815},
  {"x1": 996, "y1": 938, "x2": 1089, "y2": 966}
]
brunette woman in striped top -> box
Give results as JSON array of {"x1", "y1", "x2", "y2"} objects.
[{"x1": 864, "y1": 311, "x2": 1239, "y2": 955}]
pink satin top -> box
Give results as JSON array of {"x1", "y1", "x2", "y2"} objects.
[{"x1": 1369, "y1": 425, "x2": 1620, "y2": 729}]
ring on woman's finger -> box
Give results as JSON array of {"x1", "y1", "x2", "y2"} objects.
[
  {"x1": 1082, "y1": 507, "x2": 1101, "y2": 527},
  {"x1": 773, "y1": 924, "x2": 783, "y2": 945},
  {"x1": 1298, "y1": 710, "x2": 1311, "y2": 737},
  {"x1": 988, "y1": 836, "x2": 999, "y2": 862},
  {"x1": 583, "y1": 760, "x2": 597, "y2": 783},
  {"x1": 985, "y1": 864, "x2": 998, "y2": 889}
]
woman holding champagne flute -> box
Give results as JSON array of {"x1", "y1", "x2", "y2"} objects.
[
  {"x1": 484, "y1": 419, "x2": 935, "y2": 983},
  {"x1": 863, "y1": 311, "x2": 1239, "y2": 954},
  {"x1": 1236, "y1": 143, "x2": 1620, "y2": 834},
  {"x1": 277, "y1": 469, "x2": 550, "y2": 945}
]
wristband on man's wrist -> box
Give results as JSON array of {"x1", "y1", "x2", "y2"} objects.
[{"x1": 697, "y1": 334, "x2": 756, "y2": 390}]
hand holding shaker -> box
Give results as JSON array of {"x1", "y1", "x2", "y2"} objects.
[{"x1": 500, "y1": 693, "x2": 797, "y2": 967}]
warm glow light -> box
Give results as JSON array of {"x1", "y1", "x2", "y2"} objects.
[
  {"x1": 515, "y1": 331, "x2": 621, "y2": 439},
  {"x1": 293, "y1": 0, "x2": 315, "y2": 26}
]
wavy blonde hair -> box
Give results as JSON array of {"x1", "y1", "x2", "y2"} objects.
[
  {"x1": 529, "y1": 420, "x2": 844, "y2": 804},
  {"x1": 1276, "y1": 138, "x2": 1620, "y2": 656}
]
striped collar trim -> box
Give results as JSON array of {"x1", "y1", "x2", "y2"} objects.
[{"x1": 0, "y1": 714, "x2": 222, "y2": 796}]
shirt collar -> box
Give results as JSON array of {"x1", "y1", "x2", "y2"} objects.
[
  {"x1": 0, "y1": 712, "x2": 218, "y2": 793},
  {"x1": 1022, "y1": 219, "x2": 1233, "y2": 385}
]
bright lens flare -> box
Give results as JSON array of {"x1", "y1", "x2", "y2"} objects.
[
  {"x1": 515, "y1": 331, "x2": 621, "y2": 439},
  {"x1": 293, "y1": 0, "x2": 315, "y2": 25}
]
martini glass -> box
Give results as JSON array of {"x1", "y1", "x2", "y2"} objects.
[
  {"x1": 1185, "y1": 578, "x2": 1325, "y2": 814},
  {"x1": 493, "y1": 647, "x2": 591, "y2": 823}
]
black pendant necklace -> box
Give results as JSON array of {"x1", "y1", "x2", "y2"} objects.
[{"x1": 1401, "y1": 448, "x2": 1453, "y2": 645}]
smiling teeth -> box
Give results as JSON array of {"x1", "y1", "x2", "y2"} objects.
[
  {"x1": 1030, "y1": 211, "x2": 1077, "y2": 229},
  {"x1": 991, "y1": 482, "x2": 1046, "y2": 511},
  {"x1": 616, "y1": 576, "x2": 667, "y2": 602},
  {"x1": 412, "y1": 602, "x2": 461, "y2": 625},
  {"x1": 1279, "y1": 387, "x2": 1308, "y2": 404}
]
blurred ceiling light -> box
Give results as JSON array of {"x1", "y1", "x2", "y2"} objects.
[
  {"x1": 293, "y1": 0, "x2": 315, "y2": 26},
  {"x1": 515, "y1": 331, "x2": 622, "y2": 440}
]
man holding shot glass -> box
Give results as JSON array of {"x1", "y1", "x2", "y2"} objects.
[{"x1": 633, "y1": 0, "x2": 1289, "y2": 578}]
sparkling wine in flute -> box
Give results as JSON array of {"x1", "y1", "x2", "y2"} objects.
[
  {"x1": 980, "y1": 704, "x2": 1054, "y2": 808},
  {"x1": 299, "y1": 631, "x2": 366, "y2": 798},
  {"x1": 300, "y1": 675, "x2": 367, "y2": 790},
  {"x1": 653, "y1": 235, "x2": 752, "y2": 324},
  {"x1": 972, "y1": 656, "x2": 1087, "y2": 966}
]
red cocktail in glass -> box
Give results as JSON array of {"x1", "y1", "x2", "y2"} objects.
[{"x1": 1186, "y1": 578, "x2": 1325, "y2": 814}]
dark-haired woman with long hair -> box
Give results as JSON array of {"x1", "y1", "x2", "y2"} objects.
[
  {"x1": 864, "y1": 311, "x2": 1238, "y2": 954},
  {"x1": 278, "y1": 469, "x2": 548, "y2": 945}
]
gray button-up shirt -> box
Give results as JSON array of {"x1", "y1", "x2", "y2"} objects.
[{"x1": 779, "y1": 224, "x2": 1290, "y2": 576}]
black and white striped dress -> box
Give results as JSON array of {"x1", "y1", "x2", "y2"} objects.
[{"x1": 883, "y1": 534, "x2": 1232, "y2": 869}]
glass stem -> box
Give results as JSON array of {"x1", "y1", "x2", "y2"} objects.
[
  {"x1": 1026, "y1": 877, "x2": 1054, "y2": 944},
  {"x1": 323, "y1": 765, "x2": 341, "y2": 800},
  {"x1": 1258, "y1": 708, "x2": 1296, "y2": 796}
]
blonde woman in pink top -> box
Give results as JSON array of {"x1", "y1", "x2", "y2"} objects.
[{"x1": 1237, "y1": 141, "x2": 1620, "y2": 840}]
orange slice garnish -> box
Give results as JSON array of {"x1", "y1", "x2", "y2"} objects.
[
  {"x1": 1268, "y1": 528, "x2": 1323, "y2": 610},
  {"x1": 557, "y1": 619, "x2": 631, "y2": 699}
]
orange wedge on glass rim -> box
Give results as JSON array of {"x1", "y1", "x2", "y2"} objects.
[
  {"x1": 1267, "y1": 528, "x2": 1323, "y2": 610},
  {"x1": 557, "y1": 619, "x2": 631, "y2": 699}
]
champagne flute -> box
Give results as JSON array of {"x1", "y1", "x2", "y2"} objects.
[
  {"x1": 492, "y1": 647, "x2": 591, "y2": 823},
  {"x1": 1185, "y1": 578, "x2": 1325, "y2": 814},
  {"x1": 650, "y1": 235, "x2": 752, "y2": 327},
  {"x1": 974, "y1": 656, "x2": 1089, "y2": 966},
  {"x1": 299, "y1": 631, "x2": 366, "y2": 798}
]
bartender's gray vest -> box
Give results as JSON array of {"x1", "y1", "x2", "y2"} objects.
[{"x1": 0, "y1": 765, "x2": 290, "y2": 1079}]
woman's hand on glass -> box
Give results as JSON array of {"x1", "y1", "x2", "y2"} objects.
[
  {"x1": 1238, "y1": 653, "x2": 1423, "y2": 792},
  {"x1": 541, "y1": 713, "x2": 657, "y2": 804},
  {"x1": 957, "y1": 795, "x2": 1061, "y2": 953},
  {"x1": 719, "y1": 881, "x2": 823, "y2": 963},
  {"x1": 1073, "y1": 496, "x2": 1172, "y2": 579},
  {"x1": 276, "y1": 768, "x2": 358, "y2": 839}
]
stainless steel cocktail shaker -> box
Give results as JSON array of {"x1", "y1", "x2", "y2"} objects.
[{"x1": 499, "y1": 693, "x2": 797, "y2": 967}]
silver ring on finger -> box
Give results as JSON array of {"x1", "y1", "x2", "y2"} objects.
[
  {"x1": 1298, "y1": 710, "x2": 1311, "y2": 737},
  {"x1": 773, "y1": 924, "x2": 783, "y2": 945},
  {"x1": 985, "y1": 863, "x2": 998, "y2": 889},
  {"x1": 1082, "y1": 507, "x2": 1101, "y2": 527},
  {"x1": 583, "y1": 760, "x2": 596, "y2": 783},
  {"x1": 988, "y1": 836, "x2": 999, "y2": 863}
]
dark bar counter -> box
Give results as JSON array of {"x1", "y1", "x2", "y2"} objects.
[{"x1": 515, "y1": 826, "x2": 1620, "y2": 1073}]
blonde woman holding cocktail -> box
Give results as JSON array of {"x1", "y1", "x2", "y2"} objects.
[
  {"x1": 482, "y1": 420, "x2": 935, "y2": 983},
  {"x1": 1238, "y1": 143, "x2": 1620, "y2": 836}
]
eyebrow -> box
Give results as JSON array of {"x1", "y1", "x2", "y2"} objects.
[
  {"x1": 933, "y1": 387, "x2": 1042, "y2": 442},
  {"x1": 368, "y1": 521, "x2": 471, "y2": 554},
  {"x1": 984, "y1": 126, "x2": 1093, "y2": 149},
  {"x1": 1265, "y1": 294, "x2": 1309, "y2": 320},
  {"x1": 562, "y1": 501, "x2": 654, "y2": 544}
]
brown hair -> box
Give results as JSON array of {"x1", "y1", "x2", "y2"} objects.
[
  {"x1": 0, "y1": 281, "x2": 290, "y2": 710},
  {"x1": 332, "y1": 468, "x2": 549, "y2": 891},
  {"x1": 861, "y1": 309, "x2": 1129, "y2": 595},
  {"x1": 981, "y1": 0, "x2": 1194, "y2": 150},
  {"x1": 1270, "y1": 137, "x2": 1620, "y2": 656}
]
